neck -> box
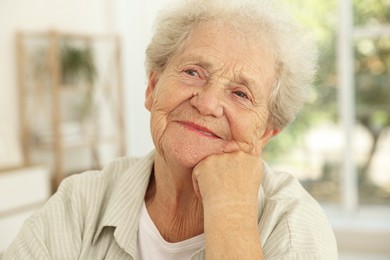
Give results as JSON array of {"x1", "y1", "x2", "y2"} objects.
[{"x1": 145, "y1": 152, "x2": 204, "y2": 242}]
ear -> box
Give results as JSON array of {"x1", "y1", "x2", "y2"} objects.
[
  {"x1": 145, "y1": 71, "x2": 160, "y2": 111},
  {"x1": 249, "y1": 127, "x2": 281, "y2": 157},
  {"x1": 260, "y1": 127, "x2": 281, "y2": 147}
]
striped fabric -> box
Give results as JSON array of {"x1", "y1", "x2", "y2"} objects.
[{"x1": 3, "y1": 150, "x2": 337, "y2": 259}]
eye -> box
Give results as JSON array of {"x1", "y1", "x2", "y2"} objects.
[
  {"x1": 233, "y1": 90, "x2": 249, "y2": 99},
  {"x1": 184, "y1": 69, "x2": 200, "y2": 77}
]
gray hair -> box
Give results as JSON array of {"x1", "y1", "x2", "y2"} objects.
[{"x1": 145, "y1": 0, "x2": 318, "y2": 129}]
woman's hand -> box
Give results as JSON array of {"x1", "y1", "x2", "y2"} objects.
[
  {"x1": 192, "y1": 151, "x2": 264, "y2": 259},
  {"x1": 192, "y1": 151, "x2": 262, "y2": 206}
]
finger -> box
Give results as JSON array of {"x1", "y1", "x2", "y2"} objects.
[
  {"x1": 222, "y1": 141, "x2": 240, "y2": 153},
  {"x1": 223, "y1": 141, "x2": 263, "y2": 157}
]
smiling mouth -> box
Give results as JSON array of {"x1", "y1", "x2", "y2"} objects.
[{"x1": 178, "y1": 121, "x2": 221, "y2": 139}]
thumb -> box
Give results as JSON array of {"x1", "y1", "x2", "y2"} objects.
[{"x1": 222, "y1": 141, "x2": 240, "y2": 153}]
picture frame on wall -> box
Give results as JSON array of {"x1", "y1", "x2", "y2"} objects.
[{"x1": 16, "y1": 31, "x2": 126, "y2": 190}]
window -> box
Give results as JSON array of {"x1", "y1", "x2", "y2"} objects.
[{"x1": 264, "y1": 0, "x2": 390, "y2": 210}]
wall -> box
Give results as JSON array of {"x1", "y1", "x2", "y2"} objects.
[
  {"x1": 106, "y1": 0, "x2": 173, "y2": 156},
  {"x1": 0, "y1": 0, "x2": 173, "y2": 161},
  {"x1": 0, "y1": 0, "x2": 168, "y2": 253},
  {"x1": 0, "y1": 0, "x2": 113, "y2": 168},
  {"x1": 118, "y1": 0, "x2": 171, "y2": 156}
]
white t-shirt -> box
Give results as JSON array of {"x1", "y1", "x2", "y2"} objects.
[{"x1": 137, "y1": 202, "x2": 205, "y2": 260}]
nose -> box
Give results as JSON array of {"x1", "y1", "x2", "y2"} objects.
[{"x1": 190, "y1": 86, "x2": 224, "y2": 117}]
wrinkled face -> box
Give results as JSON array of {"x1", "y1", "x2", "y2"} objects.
[{"x1": 145, "y1": 22, "x2": 279, "y2": 168}]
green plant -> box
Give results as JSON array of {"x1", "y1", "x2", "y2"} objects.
[{"x1": 60, "y1": 44, "x2": 96, "y2": 85}]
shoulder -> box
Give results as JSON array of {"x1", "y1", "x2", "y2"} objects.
[
  {"x1": 28, "y1": 155, "x2": 143, "y2": 227},
  {"x1": 59, "y1": 155, "x2": 144, "y2": 196},
  {"x1": 262, "y1": 163, "x2": 307, "y2": 200},
  {"x1": 259, "y1": 163, "x2": 338, "y2": 259},
  {"x1": 52, "y1": 154, "x2": 147, "y2": 217},
  {"x1": 261, "y1": 163, "x2": 322, "y2": 211},
  {"x1": 3, "y1": 155, "x2": 147, "y2": 258},
  {"x1": 65, "y1": 155, "x2": 141, "y2": 186},
  {"x1": 47, "y1": 156, "x2": 142, "y2": 209}
]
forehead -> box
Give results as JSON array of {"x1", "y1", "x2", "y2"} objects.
[{"x1": 171, "y1": 21, "x2": 277, "y2": 89}]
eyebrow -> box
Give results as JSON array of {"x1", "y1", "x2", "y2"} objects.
[
  {"x1": 177, "y1": 53, "x2": 215, "y2": 72},
  {"x1": 177, "y1": 53, "x2": 259, "y2": 89}
]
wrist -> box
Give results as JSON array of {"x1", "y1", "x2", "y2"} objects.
[
  {"x1": 204, "y1": 198, "x2": 259, "y2": 227},
  {"x1": 203, "y1": 201, "x2": 262, "y2": 259}
]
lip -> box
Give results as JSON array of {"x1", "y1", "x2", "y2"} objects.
[{"x1": 178, "y1": 121, "x2": 221, "y2": 139}]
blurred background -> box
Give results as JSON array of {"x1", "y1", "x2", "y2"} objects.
[{"x1": 0, "y1": 0, "x2": 389, "y2": 259}]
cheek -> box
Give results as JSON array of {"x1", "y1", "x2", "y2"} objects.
[
  {"x1": 228, "y1": 107, "x2": 269, "y2": 145},
  {"x1": 153, "y1": 80, "x2": 194, "y2": 112},
  {"x1": 149, "y1": 84, "x2": 195, "y2": 147},
  {"x1": 150, "y1": 113, "x2": 166, "y2": 147}
]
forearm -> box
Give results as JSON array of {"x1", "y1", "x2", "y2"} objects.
[{"x1": 204, "y1": 201, "x2": 264, "y2": 260}]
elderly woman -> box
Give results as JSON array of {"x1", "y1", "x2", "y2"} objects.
[{"x1": 4, "y1": 0, "x2": 337, "y2": 259}]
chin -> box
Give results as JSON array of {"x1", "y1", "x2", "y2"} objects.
[
  {"x1": 160, "y1": 141, "x2": 219, "y2": 169},
  {"x1": 172, "y1": 146, "x2": 209, "y2": 168},
  {"x1": 155, "y1": 124, "x2": 225, "y2": 168}
]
